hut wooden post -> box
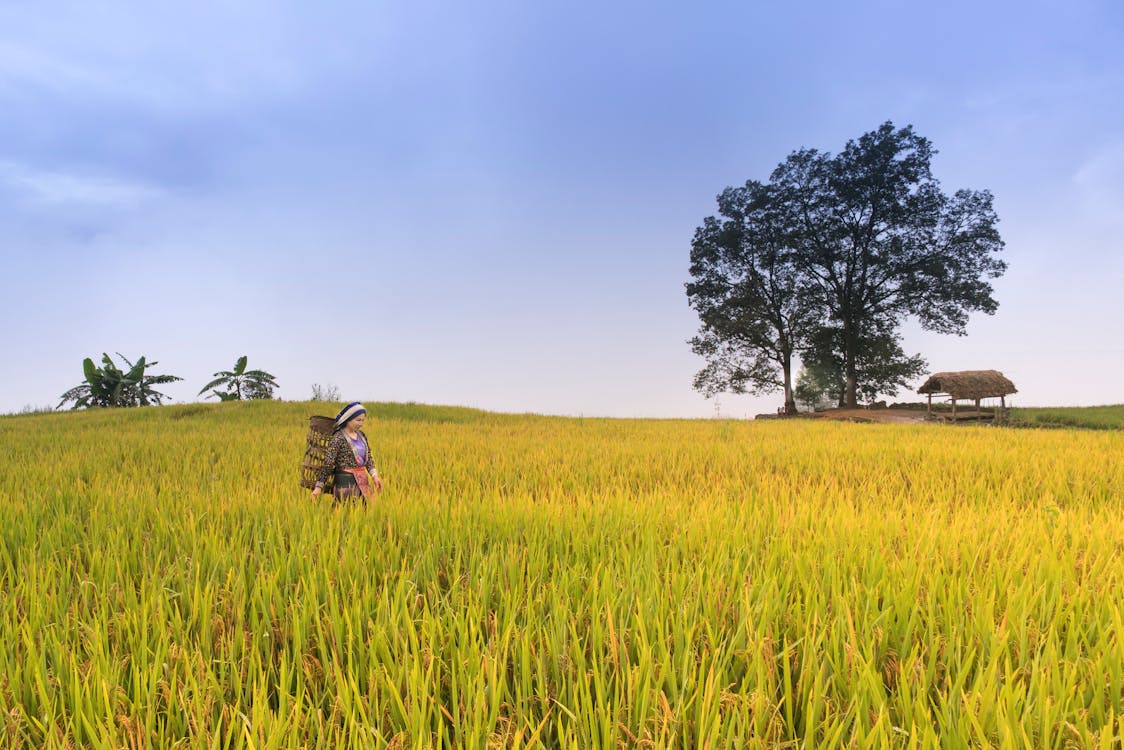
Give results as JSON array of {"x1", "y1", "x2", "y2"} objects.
[
  {"x1": 951, "y1": 399, "x2": 957, "y2": 420},
  {"x1": 927, "y1": 393, "x2": 932, "y2": 416}
]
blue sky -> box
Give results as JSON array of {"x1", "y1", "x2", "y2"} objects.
[{"x1": 2, "y1": 0, "x2": 1121, "y2": 417}]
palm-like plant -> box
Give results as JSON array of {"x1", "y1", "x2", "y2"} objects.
[
  {"x1": 58, "y1": 353, "x2": 182, "y2": 410},
  {"x1": 119, "y1": 353, "x2": 183, "y2": 406},
  {"x1": 199, "y1": 356, "x2": 279, "y2": 401}
]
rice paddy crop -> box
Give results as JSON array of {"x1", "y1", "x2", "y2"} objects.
[
  {"x1": 1, "y1": 401, "x2": 1122, "y2": 748},
  {"x1": 1009, "y1": 404, "x2": 1124, "y2": 430}
]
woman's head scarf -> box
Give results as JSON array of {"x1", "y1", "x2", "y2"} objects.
[{"x1": 334, "y1": 401, "x2": 366, "y2": 431}]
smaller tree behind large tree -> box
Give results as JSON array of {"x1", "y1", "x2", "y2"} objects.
[
  {"x1": 794, "y1": 362, "x2": 838, "y2": 412},
  {"x1": 798, "y1": 325, "x2": 926, "y2": 408},
  {"x1": 199, "y1": 356, "x2": 279, "y2": 401}
]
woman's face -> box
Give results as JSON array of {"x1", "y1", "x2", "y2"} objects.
[{"x1": 347, "y1": 413, "x2": 366, "y2": 431}]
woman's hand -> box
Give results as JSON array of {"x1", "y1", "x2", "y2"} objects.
[
  {"x1": 373, "y1": 473, "x2": 384, "y2": 493},
  {"x1": 310, "y1": 487, "x2": 322, "y2": 501}
]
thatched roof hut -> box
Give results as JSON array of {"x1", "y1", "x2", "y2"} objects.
[
  {"x1": 917, "y1": 370, "x2": 1017, "y2": 400},
  {"x1": 917, "y1": 370, "x2": 1017, "y2": 419}
]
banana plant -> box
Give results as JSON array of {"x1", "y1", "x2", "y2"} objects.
[
  {"x1": 117, "y1": 353, "x2": 182, "y2": 407},
  {"x1": 198, "y1": 355, "x2": 279, "y2": 401},
  {"x1": 57, "y1": 353, "x2": 182, "y2": 410}
]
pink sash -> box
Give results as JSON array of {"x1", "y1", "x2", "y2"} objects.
[{"x1": 343, "y1": 434, "x2": 374, "y2": 500}]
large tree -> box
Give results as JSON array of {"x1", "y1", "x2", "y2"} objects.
[
  {"x1": 686, "y1": 181, "x2": 815, "y2": 414},
  {"x1": 688, "y1": 122, "x2": 1006, "y2": 409},
  {"x1": 778, "y1": 122, "x2": 1005, "y2": 406}
]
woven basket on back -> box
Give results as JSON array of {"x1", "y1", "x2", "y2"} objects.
[{"x1": 299, "y1": 415, "x2": 336, "y2": 490}]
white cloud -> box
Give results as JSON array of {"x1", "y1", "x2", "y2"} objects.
[
  {"x1": 0, "y1": 41, "x2": 110, "y2": 96},
  {"x1": 0, "y1": 4, "x2": 384, "y2": 116},
  {"x1": 1073, "y1": 142, "x2": 1124, "y2": 188},
  {"x1": 1072, "y1": 143, "x2": 1124, "y2": 229},
  {"x1": 0, "y1": 160, "x2": 161, "y2": 207}
]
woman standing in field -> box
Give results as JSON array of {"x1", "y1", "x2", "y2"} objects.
[{"x1": 310, "y1": 402, "x2": 383, "y2": 503}]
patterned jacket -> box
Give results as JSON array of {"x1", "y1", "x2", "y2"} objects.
[{"x1": 315, "y1": 430, "x2": 377, "y2": 489}]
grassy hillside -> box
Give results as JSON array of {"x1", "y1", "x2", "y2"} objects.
[
  {"x1": 1, "y1": 401, "x2": 1122, "y2": 747},
  {"x1": 1009, "y1": 403, "x2": 1124, "y2": 430}
]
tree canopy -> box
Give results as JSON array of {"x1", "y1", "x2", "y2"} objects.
[{"x1": 687, "y1": 122, "x2": 1006, "y2": 409}]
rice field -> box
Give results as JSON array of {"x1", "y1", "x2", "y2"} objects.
[
  {"x1": 1009, "y1": 404, "x2": 1124, "y2": 431},
  {"x1": 1, "y1": 400, "x2": 1122, "y2": 748}
]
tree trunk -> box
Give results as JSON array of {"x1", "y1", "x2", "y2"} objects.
[{"x1": 843, "y1": 325, "x2": 859, "y2": 408}]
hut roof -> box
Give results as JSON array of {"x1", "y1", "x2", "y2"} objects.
[{"x1": 916, "y1": 370, "x2": 1017, "y2": 400}]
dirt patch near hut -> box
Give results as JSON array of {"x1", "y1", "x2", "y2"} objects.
[{"x1": 801, "y1": 408, "x2": 930, "y2": 424}]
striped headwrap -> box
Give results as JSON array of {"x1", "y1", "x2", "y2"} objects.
[{"x1": 334, "y1": 401, "x2": 366, "y2": 431}]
